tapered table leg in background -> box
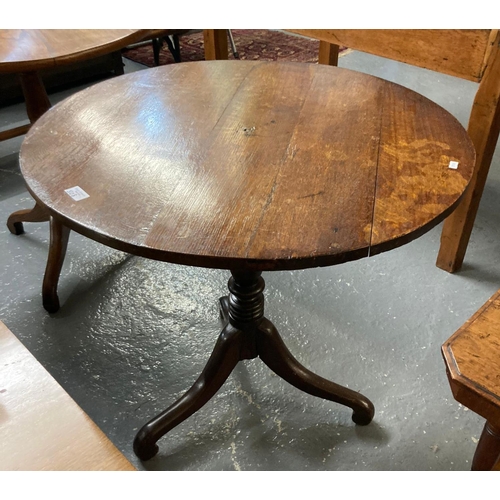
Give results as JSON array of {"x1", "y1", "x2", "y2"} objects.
[
  {"x1": 19, "y1": 71, "x2": 52, "y2": 124},
  {"x1": 6, "y1": 72, "x2": 52, "y2": 233}
]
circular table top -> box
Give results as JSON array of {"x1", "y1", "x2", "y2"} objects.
[
  {"x1": 19, "y1": 61, "x2": 475, "y2": 271},
  {"x1": 0, "y1": 29, "x2": 151, "y2": 73}
]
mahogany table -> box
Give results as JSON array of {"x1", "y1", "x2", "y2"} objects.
[
  {"x1": 14, "y1": 61, "x2": 475, "y2": 460},
  {"x1": 1, "y1": 29, "x2": 151, "y2": 233}
]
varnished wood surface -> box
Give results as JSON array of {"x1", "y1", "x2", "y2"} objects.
[
  {"x1": 436, "y1": 30, "x2": 500, "y2": 272},
  {"x1": 281, "y1": 29, "x2": 500, "y2": 273},
  {"x1": 203, "y1": 29, "x2": 229, "y2": 60},
  {"x1": 0, "y1": 29, "x2": 151, "y2": 73},
  {"x1": 0, "y1": 321, "x2": 135, "y2": 470},
  {"x1": 19, "y1": 61, "x2": 475, "y2": 271},
  {"x1": 0, "y1": 29, "x2": 151, "y2": 142},
  {"x1": 442, "y1": 289, "x2": 500, "y2": 470},
  {"x1": 443, "y1": 289, "x2": 500, "y2": 425},
  {"x1": 264, "y1": 29, "x2": 500, "y2": 273},
  {"x1": 318, "y1": 40, "x2": 339, "y2": 66},
  {"x1": 287, "y1": 30, "x2": 497, "y2": 82},
  {"x1": 472, "y1": 422, "x2": 500, "y2": 470}
]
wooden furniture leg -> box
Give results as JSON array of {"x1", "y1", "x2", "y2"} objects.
[
  {"x1": 134, "y1": 270, "x2": 374, "y2": 460},
  {"x1": 152, "y1": 38, "x2": 162, "y2": 66},
  {"x1": 203, "y1": 29, "x2": 229, "y2": 60},
  {"x1": 257, "y1": 319, "x2": 374, "y2": 425},
  {"x1": 6, "y1": 72, "x2": 52, "y2": 230},
  {"x1": 472, "y1": 421, "x2": 500, "y2": 471},
  {"x1": 318, "y1": 40, "x2": 339, "y2": 66},
  {"x1": 42, "y1": 217, "x2": 71, "y2": 313},
  {"x1": 436, "y1": 34, "x2": 500, "y2": 273},
  {"x1": 110, "y1": 50, "x2": 125, "y2": 75},
  {"x1": 436, "y1": 100, "x2": 500, "y2": 272},
  {"x1": 164, "y1": 34, "x2": 181, "y2": 62},
  {"x1": 134, "y1": 321, "x2": 244, "y2": 460},
  {"x1": 19, "y1": 71, "x2": 52, "y2": 123},
  {"x1": 0, "y1": 123, "x2": 30, "y2": 142},
  {"x1": 153, "y1": 36, "x2": 182, "y2": 66},
  {"x1": 7, "y1": 202, "x2": 50, "y2": 235}
]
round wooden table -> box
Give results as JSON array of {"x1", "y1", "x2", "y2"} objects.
[
  {"x1": 15, "y1": 61, "x2": 475, "y2": 460},
  {"x1": 2, "y1": 29, "x2": 151, "y2": 233}
]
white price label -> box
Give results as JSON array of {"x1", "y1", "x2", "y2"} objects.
[{"x1": 65, "y1": 186, "x2": 90, "y2": 201}]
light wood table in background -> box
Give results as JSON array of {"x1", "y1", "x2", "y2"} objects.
[
  {"x1": 0, "y1": 321, "x2": 135, "y2": 470},
  {"x1": 443, "y1": 290, "x2": 500, "y2": 471}
]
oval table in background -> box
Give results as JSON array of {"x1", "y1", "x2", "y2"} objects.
[
  {"x1": 1, "y1": 29, "x2": 151, "y2": 232},
  {"x1": 15, "y1": 61, "x2": 475, "y2": 460}
]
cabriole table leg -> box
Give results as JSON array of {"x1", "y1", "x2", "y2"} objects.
[
  {"x1": 7, "y1": 202, "x2": 50, "y2": 235},
  {"x1": 42, "y1": 217, "x2": 71, "y2": 313},
  {"x1": 256, "y1": 318, "x2": 374, "y2": 425}
]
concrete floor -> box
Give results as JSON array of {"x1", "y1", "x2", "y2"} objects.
[{"x1": 1, "y1": 48, "x2": 499, "y2": 472}]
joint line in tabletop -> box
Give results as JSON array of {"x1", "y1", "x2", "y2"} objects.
[
  {"x1": 368, "y1": 89, "x2": 385, "y2": 258},
  {"x1": 209, "y1": 63, "x2": 259, "y2": 133}
]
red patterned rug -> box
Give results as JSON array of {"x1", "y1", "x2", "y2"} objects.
[{"x1": 122, "y1": 30, "x2": 347, "y2": 67}]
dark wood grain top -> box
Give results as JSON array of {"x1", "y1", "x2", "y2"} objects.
[
  {"x1": 0, "y1": 29, "x2": 151, "y2": 73},
  {"x1": 19, "y1": 61, "x2": 475, "y2": 271}
]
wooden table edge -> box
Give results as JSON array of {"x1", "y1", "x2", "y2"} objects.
[
  {"x1": 0, "y1": 320, "x2": 136, "y2": 471},
  {"x1": 23, "y1": 181, "x2": 473, "y2": 273},
  {"x1": 0, "y1": 30, "x2": 152, "y2": 74},
  {"x1": 441, "y1": 288, "x2": 500, "y2": 423}
]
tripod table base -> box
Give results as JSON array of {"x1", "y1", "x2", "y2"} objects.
[{"x1": 133, "y1": 270, "x2": 374, "y2": 461}]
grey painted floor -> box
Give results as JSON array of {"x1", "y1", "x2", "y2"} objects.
[{"x1": 1, "y1": 48, "x2": 499, "y2": 472}]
